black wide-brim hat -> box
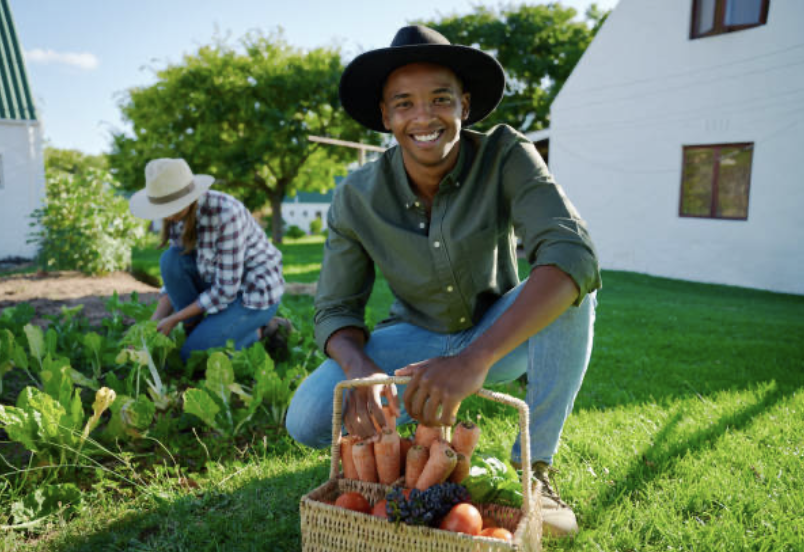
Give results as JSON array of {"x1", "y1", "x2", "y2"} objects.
[{"x1": 339, "y1": 25, "x2": 506, "y2": 133}]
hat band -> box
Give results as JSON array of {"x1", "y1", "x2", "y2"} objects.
[{"x1": 147, "y1": 180, "x2": 196, "y2": 205}]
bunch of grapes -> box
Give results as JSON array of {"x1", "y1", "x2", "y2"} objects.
[{"x1": 386, "y1": 483, "x2": 472, "y2": 527}]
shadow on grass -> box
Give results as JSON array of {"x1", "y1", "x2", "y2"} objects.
[
  {"x1": 586, "y1": 380, "x2": 791, "y2": 518},
  {"x1": 54, "y1": 462, "x2": 329, "y2": 552}
]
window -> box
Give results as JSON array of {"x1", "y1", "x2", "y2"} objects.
[
  {"x1": 691, "y1": 0, "x2": 769, "y2": 39},
  {"x1": 680, "y1": 143, "x2": 753, "y2": 220}
]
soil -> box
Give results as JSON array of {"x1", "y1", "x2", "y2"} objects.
[
  {"x1": 0, "y1": 271, "x2": 161, "y2": 328},
  {"x1": 0, "y1": 270, "x2": 318, "y2": 329}
]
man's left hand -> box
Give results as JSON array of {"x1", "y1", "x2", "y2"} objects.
[{"x1": 395, "y1": 353, "x2": 489, "y2": 427}]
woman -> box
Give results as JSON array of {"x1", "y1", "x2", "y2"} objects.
[{"x1": 129, "y1": 158, "x2": 284, "y2": 361}]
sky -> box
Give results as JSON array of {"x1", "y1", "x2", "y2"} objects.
[{"x1": 11, "y1": 0, "x2": 618, "y2": 155}]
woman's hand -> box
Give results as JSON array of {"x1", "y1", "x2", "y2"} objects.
[
  {"x1": 156, "y1": 314, "x2": 180, "y2": 336},
  {"x1": 395, "y1": 352, "x2": 490, "y2": 427}
]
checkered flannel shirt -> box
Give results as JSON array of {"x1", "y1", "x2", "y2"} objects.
[{"x1": 167, "y1": 190, "x2": 284, "y2": 314}]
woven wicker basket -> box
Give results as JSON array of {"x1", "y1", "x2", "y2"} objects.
[{"x1": 299, "y1": 375, "x2": 542, "y2": 552}]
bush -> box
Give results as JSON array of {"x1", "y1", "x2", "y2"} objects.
[
  {"x1": 309, "y1": 217, "x2": 323, "y2": 235},
  {"x1": 28, "y1": 168, "x2": 147, "y2": 275},
  {"x1": 285, "y1": 225, "x2": 306, "y2": 239}
]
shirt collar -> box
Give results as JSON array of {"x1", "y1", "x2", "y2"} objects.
[{"x1": 392, "y1": 138, "x2": 471, "y2": 211}]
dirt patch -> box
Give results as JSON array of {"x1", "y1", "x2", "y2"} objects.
[
  {"x1": 0, "y1": 271, "x2": 317, "y2": 329},
  {"x1": 0, "y1": 271, "x2": 160, "y2": 328}
]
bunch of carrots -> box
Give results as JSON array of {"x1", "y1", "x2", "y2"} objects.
[{"x1": 340, "y1": 407, "x2": 481, "y2": 490}]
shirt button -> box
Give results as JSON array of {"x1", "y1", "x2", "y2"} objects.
[
  {"x1": 414, "y1": 201, "x2": 420, "y2": 207},
  {"x1": 446, "y1": 285, "x2": 454, "y2": 292},
  {"x1": 433, "y1": 241, "x2": 441, "y2": 248},
  {"x1": 419, "y1": 222, "x2": 426, "y2": 229},
  {"x1": 460, "y1": 317, "x2": 466, "y2": 323}
]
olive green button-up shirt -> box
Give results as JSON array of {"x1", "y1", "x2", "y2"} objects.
[{"x1": 314, "y1": 125, "x2": 601, "y2": 352}]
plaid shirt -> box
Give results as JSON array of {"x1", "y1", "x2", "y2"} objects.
[{"x1": 167, "y1": 190, "x2": 284, "y2": 314}]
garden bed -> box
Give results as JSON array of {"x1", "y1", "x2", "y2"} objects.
[{"x1": 0, "y1": 270, "x2": 160, "y2": 328}]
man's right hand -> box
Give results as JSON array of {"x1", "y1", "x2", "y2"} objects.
[
  {"x1": 343, "y1": 362, "x2": 400, "y2": 439},
  {"x1": 326, "y1": 327, "x2": 400, "y2": 439}
]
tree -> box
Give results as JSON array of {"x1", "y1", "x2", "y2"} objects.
[
  {"x1": 418, "y1": 3, "x2": 608, "y2": 133},
  {"x1": 109, "y1": 30, "x2": 379, "y2": 243},
  {"x1": 45, "y1": 147, "x2": 108, "y2": 176}
]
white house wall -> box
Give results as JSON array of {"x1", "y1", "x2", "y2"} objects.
[
  {"x1": 281, "y1": 201, "x2": 329, "y2": 234},
  {"x1": 0, "y1": 120, "x2": 45, "y2": 259},
  {"x1": 550, "y1": 0, "x2": 804, "y2": 295}
]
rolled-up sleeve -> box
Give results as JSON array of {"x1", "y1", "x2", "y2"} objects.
[
  {"x1": 197, "y1": 210, "x2": 247, "y2": 314},
  {"x1": 502, "y1": 140, "x2": 601, "y2": 305},
  {"x1": 314, "y1": 190, "x2": 376, "y2": 353}
]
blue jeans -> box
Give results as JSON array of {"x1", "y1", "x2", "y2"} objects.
[
  {"x1": 286, "y1": 280, "x2": 596, "y2": 465},
  {"x1": 160, "y1": 246, "x2": 279, "y2": 362}
]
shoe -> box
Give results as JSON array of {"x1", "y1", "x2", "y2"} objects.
[
  {"x1": 513, "y1": 460, "x2": 579, "y2": 538},
  {"x1": 259, "y1": 317, "x2": 294, "y2": 358}
]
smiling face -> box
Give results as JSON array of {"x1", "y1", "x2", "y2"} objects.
[{"x1": 380, "y1": 63, "x2": 470, "y2": 184}]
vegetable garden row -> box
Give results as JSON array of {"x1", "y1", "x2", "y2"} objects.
[{"x1": 0, "y1": 293, "x2": 320, "y2": 528}]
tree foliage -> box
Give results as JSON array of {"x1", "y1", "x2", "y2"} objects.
[
  {"x1": 109, "y1": 30, "x2": 380, "y2": 243},
  {"x1": 418, "y1": 3, "x2": 608, "y2": 133}
]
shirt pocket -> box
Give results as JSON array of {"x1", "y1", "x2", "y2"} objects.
[{"x1": 453, "y1": 223, "x2": 501, "y2": 292}]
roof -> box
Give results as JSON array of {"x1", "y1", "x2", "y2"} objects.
[
  {"x1": 0, "y1": 0, "x2": 36, "y2": 121},
  {"x1": 284, "y1": 188, "x2": 335, "y2": 204},
  {"x1": 283, "y1": 176, "x2": 344, "y2": 204}
]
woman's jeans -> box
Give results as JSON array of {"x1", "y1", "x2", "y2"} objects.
[
  {"x1": 160, "y1": 246, "x2": 278, "y2": 362},
  {"x1": 286, "y1": 281, "x2": 596, "y2": 466}
]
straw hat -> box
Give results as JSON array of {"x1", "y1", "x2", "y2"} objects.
[
  {"x1": 339, "y1": 25, "x2": 505, "y2": 133},
  {"x1": 129, "y1": 158, "x2": 214, "y2": 220}
]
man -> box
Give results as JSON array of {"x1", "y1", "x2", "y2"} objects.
[{"x1": 286, "y1": 25, "x2": 601, "y2": 537}]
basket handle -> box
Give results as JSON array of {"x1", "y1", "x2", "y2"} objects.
[{"x1": 329, "y1": 375, "x2": 532, "y2": 518}]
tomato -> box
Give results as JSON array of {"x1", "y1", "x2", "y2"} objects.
[
  {"x1": 439, "y1": 503, "x2": 482, "y2": 535},
  {"x1": 372, "y1": 499, "x2": 388, "y2": 518},
  {"x1": 480, "y1": 527, "x2": 513, "y2": 542},
  {"x1": 335, "y1": 492, "x2": 371, "y2": 514}
]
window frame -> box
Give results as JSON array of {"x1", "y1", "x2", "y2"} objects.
[
  {"x1": 690, "y1": 0, "x2": 770, "y2": 40},
  {"x1": 679, "y1": 142, "x2": 754, "y2": 221}
]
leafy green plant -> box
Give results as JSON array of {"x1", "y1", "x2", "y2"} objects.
[
  {"x1": 27, "y1": 168, "x2": 147, "y2": 275},
  {"x1": 183, "y1": 348, "x2": 304, "y2": 438},
  {"x1": 309, "y1": 217, "x2": 323, "y2": 235},
  {"x1": 284, "y1": 225, "x2": 306, "y2": 239}
]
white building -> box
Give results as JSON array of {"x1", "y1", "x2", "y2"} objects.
[
  {"x1": 281, "y1": 187, "x2": 335, "y2": 234},
  {"x1": 544, "y1": 0, "x2": 803, "y2": 295},
  {"x1": 0, "y1": 0, "x2": 45, "y2": 261}
]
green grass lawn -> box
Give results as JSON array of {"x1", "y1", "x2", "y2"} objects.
[{"x1": 3, "y1": 236, "x2": 803, "y2": 551}]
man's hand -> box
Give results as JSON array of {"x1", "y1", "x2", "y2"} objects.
[
  {"x1": 326, "y1": 327, "x2": 400, "y2": 439},
  {"x1": 156, "y1": 314, "x2": 180, "y2": 336},
  {"x1": 343, "y1": 366, "x2": 400, "y2": 439},
  {"x1": 395, "y1": 352, "x2": 490, "y2": 427}
]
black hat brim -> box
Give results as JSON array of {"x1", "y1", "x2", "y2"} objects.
[{"x1": 339, "y1": 44, "x2": 506, "y2": 133}]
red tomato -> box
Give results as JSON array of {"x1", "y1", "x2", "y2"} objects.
[
  {"x1": 480, "y1": 527, "x2": 513, "y2": 542},
  {"x1": 439, "y1": 503, "x2": 482, "y2": 535},
  {"x1": 335, "y1": 492, "x2": 371, "y2": 514},
  {"x1": 372, "y1": 499, "x2": 388, "y2": 518}
]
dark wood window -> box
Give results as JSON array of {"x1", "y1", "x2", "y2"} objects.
[
  {"x1": 680, "y1": 143, "x2": 753, "y2": 220},
  {"x1": 691, "y1": 0, "x2": 770, "y2": 39}
]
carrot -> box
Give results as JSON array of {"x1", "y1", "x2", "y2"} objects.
[
  {"x1": 381, "y1": 405, "x2": 397, "y2": 432},
  {"x1": 449, "y1": 452, "x2": 471, "y2": 484},
  {"x1": 414, "y1": 424, "x2": 442, "y2": 449},
  {"x1": 374, "y1": 429, "x2": 401, "y2": 485},
  {"x1": 405, "y1": 445, "x2": 430, "y2": 489},
  {"x1": 415, "y1": 442, "x2": 457, "y2": 490},
  {"x1": 340, "y1": 435, "x2": 360, "y2": 480},
  {"x1": 399, "y1": 437, "x2": 414, "y2": 474},
  {"x1": 352, "y1": 440, "x2": 378, "y2": 483},
  {"x1": 451, "y1": 421, "x2": 481, "y2": 458}
]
